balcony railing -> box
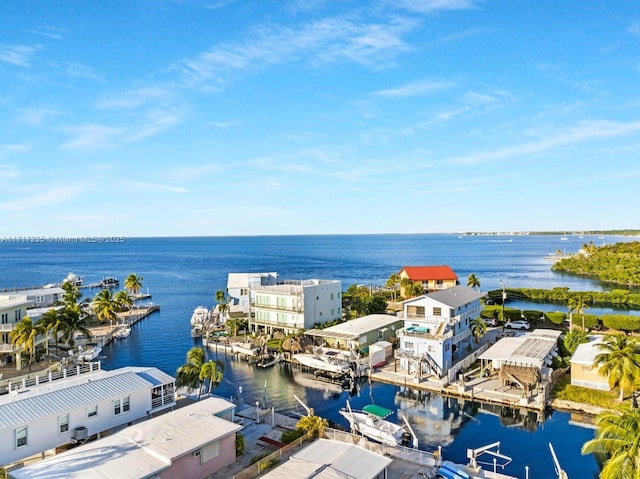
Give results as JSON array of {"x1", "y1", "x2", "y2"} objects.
[{"x1": 252, "y1": 304, "x2": 303, "y2": 313}]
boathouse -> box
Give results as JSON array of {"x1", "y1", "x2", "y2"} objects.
[{"x1": 303, "y1": 314, "x2": 402, "y2": 355}]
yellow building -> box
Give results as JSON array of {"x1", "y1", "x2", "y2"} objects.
[{"x1": 570, "y1": 336, "x2": 610, "y2": 391}]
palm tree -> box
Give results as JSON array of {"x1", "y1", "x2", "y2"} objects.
[
  {"x1": 594, "y1": 334, "x2": 640, "y2": 402},
  {"x1": 10, "y1": 317, "x2": 45, "y2": 372},
  {"x1": 568, "y1": 294, "x2": 589, "y2": 330},
  {"x1": 124, "y1": 274, "x2": 144, "y2": 297},
  {"x1": 582, "y1": 408, "x2": 640, "y2": 479},
  {"x1": 176, "y1": 346, "x2": 205, "y2": 394},
  {"x1": 60, "y1": 281, "x2": 82, "y2": 308},
  {"x1": 198, "y1": 359, "x2": 224, "y2": 399},
  {"x1": 385, "y1": 273, "x2": 401, "y2": 301},
  {"x1": 216, "y1": 290, "x2": 229, "y2": 323},
  {"x1": 296, "y1": 413, "x2": 328, "y2": 439},
  {"x1": 467, "y1": 273, "x2": 481, "y2": 291},
  {"x1": 59, "y1": 308, "x2": 93, "y2": 350},
  {"x1": 469, "y1": 317, "x2": 487, "y2": 344},
  {"x1": 114, "y1": 290, "x2": 133, "y2": 313},
  {"x1": 38, "y1": 308, "x2": 65, "y2": 354},
  {"x1": 92, "y1": 289, "x2": 119, "y2": 323}
]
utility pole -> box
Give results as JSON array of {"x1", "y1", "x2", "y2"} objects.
[{"x1": 500, "y1": 280, "x2": 506, "y2": 330}]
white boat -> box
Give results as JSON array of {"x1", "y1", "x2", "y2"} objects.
[
  {"x1": 257, "y1": 351, "x2": 283, "y2": 368},
  {"x1": 230, "y1": 342, "x2": 260, "y2": 356},
  {"x1": 113, "y1": 327, "x2": 131, "y2": 339},
  {"x1": 62, "y1": 272, "x2": 83, "y2": 288},
  {"x1": 191, "y1": 323, "x2": 203, "y2": 338},
  {"x1": 293, "y1": 352, "x2": 352, "y2": 375},
  {"x1": 339, "y1": 400, "x2": 417, "y2": 448},
  {"x1": 78, "y1": 345, "x2": 102, "y2": 362},
  {"x1": 190, "y1": 306, "x2": 210, "y2": 326},
  {"x1": 98, "y1": 276, "x2": 119, "y2": 288}
]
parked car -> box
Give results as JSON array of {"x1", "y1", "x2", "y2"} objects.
[
  {"x1": 505, "y1": 320, "x2": 530, "y2": 330},
  {"x1": 483, "y1": 318, "x2": 497, "y2": 327}
]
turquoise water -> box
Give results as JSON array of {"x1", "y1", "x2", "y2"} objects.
[{"x1": 2, "y1": 234, "x2": 630, "y2": 477}]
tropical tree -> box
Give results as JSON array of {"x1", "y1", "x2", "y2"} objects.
[
  {"x1": 59, "y1": 308, "x2": 93, "y2": 350},
  {"x1": 60, "y1": 281, "x2": 82, "y2": 308},
  {"x1": 10, "y1": 317, "x2": 45, "y2": 372},
  {"x1": 582, "y1": 408, "x2": 640, "y2": 479},
  {"x1": 198, "y1": 359, "x2": 224, "y2": 399},
  {"x1": 467, "y1": 273, "x2": 481, "y2": 291},
  {"x1": 385, "y1": 273, "x2": 401, "y2": 301},
  {"x1": 562, "y1": 329, "x2": 589, "y2": 356},
  {"x1": 296, "y1": 413, "x2": 328, "y2": 439},
  {"x1": 114, "y1": 290, "x2": 133, "y2": 312},
  {"x1": 568, "y1": 294, "x2": 590, "y2": 330},
  {"x1": 405, "y1": 281, "x2": 424, "y2": 298},
  {"x1": 594, "y1": 334, "x2": 640, "y2": 402},
  {"x1": 38, "y1": 308, "x2": 65, "y2": 354},
  {"x1": 470, "y1": 317, "x2": 487, "y2": 344},
  {"x1": 176, "y1": 346, "x2": 205, "y2": 393},
  {"x1": 124, "y1": 273, "x2": 144, "y2": 296},
  {"x1": 92, "y1": 289, "x2": 119, "y2": 323},
  {"x1": 216, "y1": 290, "x2": 229, "y2": 323}
]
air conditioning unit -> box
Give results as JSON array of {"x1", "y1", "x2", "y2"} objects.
[
  {"x1": 72, "y1": 426, "x2": 88, "y2": 442},
  {"x1": 192, "y1": 450, "x2": 201, "y2": 457}
]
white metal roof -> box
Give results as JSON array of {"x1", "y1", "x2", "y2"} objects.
[
  {"x1": 260, "y1": 438, "x2": 392, "y2": 479},
  {"x1": 0, "y1": 367, "x2": 173, "y2": 429},
  {"x1": 305, "y1": 314, "x2": 401, "y2": 340},
  {"x1": 226, "y1": 272, "x2": 278, "y2": 289},
  {"x1": 571, "y1": 336, "x2": 605, "y2": 365},
  {"x1": 478, "y1": 329, "x2": 561, "y2": 368},
  {"x1": 404, "y1": 285, "x2": 486, "y2": 309},
  {"x1": 10, "y1": 397, "x2": 241, "y2": 479}
]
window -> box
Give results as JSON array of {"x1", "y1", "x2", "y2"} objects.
[
  {"x1": 36, "y1": 295, "x2": 45, "y2": 303},
  {"x1": 405, "y1": 342, "x2": 414, "y2": 350},
  {"x1": 433, "y1": 307, "x2": 442, "y2": 316},
  {"x1": 16, "y1": 427, "x2": 27, "y2": 448},
  {"x1": 59, "y1": 414, "x2": 69, "y2": 433},
  {"x1": 1, "y1": 313, "x2": 8, "y2": 324},
  {"x1": 113, "y1": 399, "x2": 121, "y2": 415},
  {"x1": 331, "y1": 293, "x2": 334, "y2": 300},
  {"x1": 15, "y1": 309, "x2": 22, "y2": 321},
  {"x1": 123, "y1": 396, "x2": 130, "y2": 412},
  {"x1": 87, "y1": 405, "x2": 98, "y2": 418}
]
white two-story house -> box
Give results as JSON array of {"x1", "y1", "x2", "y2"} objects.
[
  {"x1": 397, "y1": 285, "x2": 485, "y2": 379},
  {"x1": 226, "y1": 272, "x2": 278, "y2": 314},
  {"x1": 250, "y1": 279, "x2": 342, "y2": 335},
  {"x1": 0, "y1": 294, "x2": 48, "y2": 370},
  {"x1": 0, "y1": 365, "x2": 176, "y2": 467}
]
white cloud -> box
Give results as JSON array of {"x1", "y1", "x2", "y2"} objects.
[
  {"x1": 0, "y1": 185, "x2": 85, "y2": 211},
  {"x1": 61, "y1": 125, "x2": 125, "y2": 150},
  {"x1": 392, "y1": 0, "x2": 481, "y2": 13},
  {"x1": 122, "y1": 180, "x2": 188, "y2": 193},
  {"x1": 373, "y1": 79, "x2": 453, "y2": 97},
  {"x1": 0, "y1": 44, "x2": 39, "y2": 67},
  {"x1": 448, "y1": 120, "x2": 640, "y2": 165},
  {"x1": 0, "y1": 144, "x2": 30, "y2": 159}
]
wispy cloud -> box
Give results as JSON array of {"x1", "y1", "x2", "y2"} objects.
[
  {"x1": 29, "y1": 27, "x2": 65, "y2": 40},
  {"x1": 0, "y1": 44, "x2": 39, "y2": 67},
  {"x1": 448, "y1": 120, "x2": 640, "y2": 165},
  {"x1": 122, "y1": 180, "x2": 188, "y2": 193},
  {"x1": 173, "y1": 15, "x2": 415, "y2": 87},
  {"x1": 96, "y1": 88, "x2": 173, "y2": 110},
  {"x1": 59, "y1": 62, "x2": 104, "y2": 81},
  {"x1": 373, "y1": 79, "x2": 453, "y2": 98},
  {"x1": 0, "y1": 185, "x2": 85, "y2": 211},
  {"x1": 0, "y1": 144, "x2": 30, "y2": 159},
  {"x1": 16, "y1": 108, "x2": 60, "y2": 126},
  {"x1": 61, "y1": 125, "x2": 125, "y2": 150},
  {"x1": 392, "y1": 0, "x2": 482, "y2": 13}
]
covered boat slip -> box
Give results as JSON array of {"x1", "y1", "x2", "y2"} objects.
[{"x1": 477, "y1": 329, "x2": 561, "y2": 392}]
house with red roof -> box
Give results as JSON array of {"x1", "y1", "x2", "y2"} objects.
[{"x1": 398, "y1": 266, "x2": 459, "y2": 297}]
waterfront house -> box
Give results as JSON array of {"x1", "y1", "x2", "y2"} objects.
[
  {"x1": 0, "y1": 294, "x2": 46, "y2": 370},
  {"x1": 9, "y1": 396, "x2": 241, "y2": 479},
  {"x1": 396, "y1": 286, "x2": 485, "y2": 379},
  {"x1": 398, "y1": 266, "x2": 459, "y2": 297},
  {"x1": 304, "y1": 314, "x2": 402, "y2": 355},
  {"x1": 260, "y1": 438, "x2": 392, "y2": 479},
  {"x1": 0, "y1": 286, "x2": 65, "y2": 310},
  {"x1": 0, "y1": 364, "x2": 176, "y2": 467},
  {"x1": 570, "y1": 335, "x2": 610, "y2": 391},
  {"x1": 226, "y1": 272, "x2": 278, "y2": 314},
  {"x1": 250, "y1": 279, "x2": 342, "y2": 336}
]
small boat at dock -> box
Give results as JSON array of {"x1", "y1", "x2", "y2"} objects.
[
  {"x1": 113, "y1": 327, "x2": 131, "y2": 339},
  {"x1": 293, "y1": 351, "x2": 352, "y2": 375},
  {"x1": 78, "y1": 345, "x2": 102, "y2": 362}
]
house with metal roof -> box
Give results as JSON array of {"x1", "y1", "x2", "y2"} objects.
[
  {"x1": 304, "y1": 314, "x2": 403, "y2": 354},
  {"x1": 396, "y1": 286, "x2": 485, "y2": 379},
  {"x1": 570, "y1": 335, "x2": 609, "y2": 391},
  {"x1": 398, "y1": 265, "x2": 459, "y2": 296},
  {"x1": 9, "y1": 396, "x2": 241, "y2": 479},
  {"x1": 0, "y1": 365, "x2": 176, "y2": 467},
  {"x1": 260, "y1": 438, "x2": 392, "y2": 479}
]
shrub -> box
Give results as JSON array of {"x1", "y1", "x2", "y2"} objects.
[
  {"x1": 281, "y1": 428, "x2": 305, "y2": 444},
  {"x1": 235, "y1": 433, "x2": 245, "y2": 457},
  {"x1": 545, "y1": 311, "x2": 566, "y2": 325},
  {"x1": 601, "y1": 314, "x2": 640, "y2": 332}
]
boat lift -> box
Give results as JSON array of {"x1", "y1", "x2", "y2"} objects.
[
  {"x1": 549, "y1": 443, "x2": 569, "y2": 479},
  {"x1": 466, "y1": 441, "x2": 512, "y2": 473}
]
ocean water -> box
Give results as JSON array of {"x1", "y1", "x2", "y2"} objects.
[{"x1": 2, "y1": 233, "x2": 631, "y2": 477}]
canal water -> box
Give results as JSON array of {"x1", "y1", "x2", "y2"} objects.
[{"x1": 2, "y1": 234, "x2": 630, "y2": 477}]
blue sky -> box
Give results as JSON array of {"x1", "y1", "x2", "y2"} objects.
[{"x1": 2, "y1": 0, "x2": 640, "y2": 237}]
